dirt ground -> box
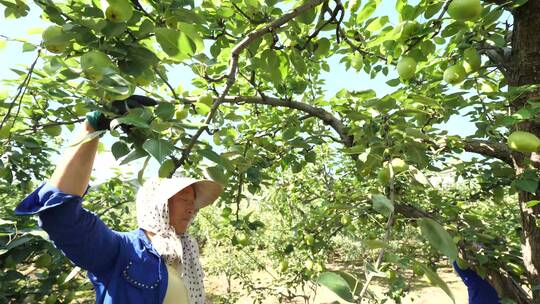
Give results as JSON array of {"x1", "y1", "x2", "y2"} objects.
[{"x1": 204, "y1": 266, "x2": 468, "y2": 304}]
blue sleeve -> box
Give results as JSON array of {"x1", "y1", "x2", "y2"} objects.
[
  {"x1": 453, "y1": 261, "x2": 499, "y2": 304},
  {"x1": 15, "y1": 183, "x2": 123, "y2": 276}
]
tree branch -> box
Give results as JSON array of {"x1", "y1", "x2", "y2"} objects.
[
  {"x1": 178, "y1": 95, "x2": 353, "y2": 147},
  {"x1": 176, "y1": 0, "x2": 328, "y2": 168},
  {"x1": 462, "y1": 138, "x2": 513, "y2": 165}
]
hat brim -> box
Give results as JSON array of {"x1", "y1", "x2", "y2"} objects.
[{"x1": 159, "y1": 177, "x2": 224, "y2": 209}]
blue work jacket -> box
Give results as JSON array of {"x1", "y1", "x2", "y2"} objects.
[
  {"x1": 15, "y1": 183, "x2": 170, "y2": 303},
  {"x1": 453, "y1": 261, "x2": 500, "y2": 304}
]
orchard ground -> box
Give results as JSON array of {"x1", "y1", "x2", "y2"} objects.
[{"x1": 203, "y1": 261, "x2": 468, "y2": 304}]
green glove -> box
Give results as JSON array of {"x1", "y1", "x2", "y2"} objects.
[
  {"x1": 85, "y1": 111, "x2": 110, "y2": 131},
  {"x1": 84, "y1": 95, "x2": 159, "y2": 131}
]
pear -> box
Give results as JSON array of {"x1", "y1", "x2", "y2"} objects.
[
  {"x1": 397, "y1": 57, "x2": 417, "y2": 80},
  {"x1": 42, "y1": 25, "x2": 70, "y2": 53},
  {"x1": 507, "y1": 131, "x2": 540, "y2": 153},
  {"x1": 443, "y1": 64, "x2": 466, "y2": 85},
  {"x1": 103, "y1": 0, "x2": 133, "y2": 23},
  {"x1": 44, "y1": 125, "x2": 62, "y2": 137},
  {"x1": 448, "y1": 0, "x2": 483, "y2": 21},
  {"x1": 80, "y1": 50, "x2": 115, "y2": 81},
  {"x1": 463, "y1": 47, "x2": 481, "y2": 72},
  {"x1": 390, "y1": 158, "x2": 408, "y2": 173}
]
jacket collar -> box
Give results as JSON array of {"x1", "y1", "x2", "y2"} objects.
[{"x1": 136, "y1": 228, "x2": 161, "y2": 257}]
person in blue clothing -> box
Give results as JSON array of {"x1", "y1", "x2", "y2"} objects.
[
  {"x1": 15, "y1": 96, "x2": 224, "y2": 304},
  {"x1": 453, "y1": 260, "x2": 500, "y2": 304}
]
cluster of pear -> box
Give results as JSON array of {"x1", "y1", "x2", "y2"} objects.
[
  {"x1": 398, "y1": 46, "x2": 481, "y2": 85},
  {"x1": 396, "y1": 0, "x2": 483, "y2": 84}
]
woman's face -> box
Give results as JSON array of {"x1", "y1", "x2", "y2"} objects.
[{"x1": 168, "y1": 186, "x2": 196, "y2": 234}]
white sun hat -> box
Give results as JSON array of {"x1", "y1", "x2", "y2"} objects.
[{"x1": 156, "y1": 176, "x2": 224, "y2": 209}]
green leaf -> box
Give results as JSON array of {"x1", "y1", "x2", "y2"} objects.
[
  {"x1": 200, "y1": 148, "x2": 224, "y2": 166},
  {"x1": 111, "y1": 141, "x2": 130, "y2": 160},
  {"x1": 418, "y1": 218, "x2": 458, "y2": 261},
  {"x1": 120, "y1": 147, "x2": 148, "y2": 165},
  {"x1": 342, "y1": 145, "x2": 365, "y2": 154},
  {"x1": 62, "y1": 267, "x2": 81, "y2": 284},
  {"x1": 22, "y1": 42, "x2": 36, "y2": 52},
  {"x1": 0, "y1": 219, "x2": 15, "y2": 225},
  {"x1": 113, "y1": 113, "x2": 150, "y2": 129},
  {"x1": 318, "y1": 272, "x2": 354, "y2": 302},
  {"x1": 371, "y1": 193, "x2": 394, "y2": 216},
  {"x1": 6, "y1": 236, "x2": 32, "y2": 250},
  {"x1": 418, "y1": 263, "x2": 455, "y2": 303},
  {"x1": 290, "y1": 50, "x2": 307, "y2": 75},
  {"x1": 155, "y1": 25, "x2": 203, "y2": 62},
  {"x1": 410, "y1": 166, "x2": 431, "y2": 187},
  {"x1": 155, "y1": 27, "x2": 192, "y2": 61},
  {"x1": 0, "y1": 40, "x2": 7, "y2": 50},
  {"x1": 142, "y1": 138, "x2": 174, "y2": 164},
  {"x1": 513, "y1": 170, "x2": 539, "y2": 194},
  {"x1": 356, "y1": 0, "x2": 381, "y2": 24},
  {"x1": 206, "y1": 165, "x2": 228, "y2": 186},
  {"x1": 159, "y1": 159, "x2": 176, "y2": 178},
  {"x1": 526, "y1": 200, "x2": 540, "y2": 208},
  {"x1": 154, "y1": 102, "x2": 175, "y2": 120},
  {"x1": 98, "y1": 74, "x2": 134, "y2": 96},
  {"x1": 138, "y1": 156, "x2": 150, "y2": 185},
  {"x1": 366, "y1": 16, "x2": 389, "y2": 32},
  {"x1": 195, "y1": 102, "x2": 211, "y2": 115}
]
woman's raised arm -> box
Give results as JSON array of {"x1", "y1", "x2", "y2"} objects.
[{"x1": 49, "y1": 121, "x2": 99, "y2": 196}]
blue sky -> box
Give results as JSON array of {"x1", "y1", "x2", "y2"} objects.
[{"x1": 0, "y1": 2, "x2": 476, "y2": 183}]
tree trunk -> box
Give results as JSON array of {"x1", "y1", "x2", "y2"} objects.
[
  {"x1": 509, "y1": 0, "x2": 540, "y2": 301},
  {"x1": 486, "y1": 268, "x2": 532, "y2": 304}
]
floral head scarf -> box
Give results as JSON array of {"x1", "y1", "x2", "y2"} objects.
[{"x1": 136, "y1": 177, "x2": 205, "y2": 304}]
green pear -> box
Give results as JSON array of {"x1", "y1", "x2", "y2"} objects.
[
  {"x1": 104, "y1": 0, "x2": 133, "y2": 23},
  {"x1": 443, "y1": 64, "x2": 466, "y2": 85},
  {"x1": 42, "y1": 25, "x2": 70, "y2": 54},
  {"x1": 197, "y1": 93, "x2": 214, "y2": 106},
  {"x1": 393, "y1": 21, "x2": 420, "y2": 41},
  {"x1": 390, "y1": 158, "x2": 408, "y2": 173},
  {"x1": 44, "y1": 125, "x2": 62, "y2": 137},
  {"x1": 397, "y1": 57, "x2": 417, "y2": 80},
  {"x1": 80, "y1": 50, "x2": 115, "y2": 81},
  {"x1": 463, "y1": 47, "x2": 481, "y2": 72},
  {"x1": 448, "y1": 0, "x2": 483, "y2": 21},
  {"x1": 279, "y1": 260, "x2": 289, "y2": 272},
  {"x1": 507, "y1": 131, "x2": 540, "y2": 153}
]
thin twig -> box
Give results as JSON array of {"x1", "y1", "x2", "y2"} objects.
[
  {"x1": 1, "y1": 49, "x2": 41, "y2": 130},
  {"x1": 153, "y1": 66, "x2": 179, "y2": 101}
]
